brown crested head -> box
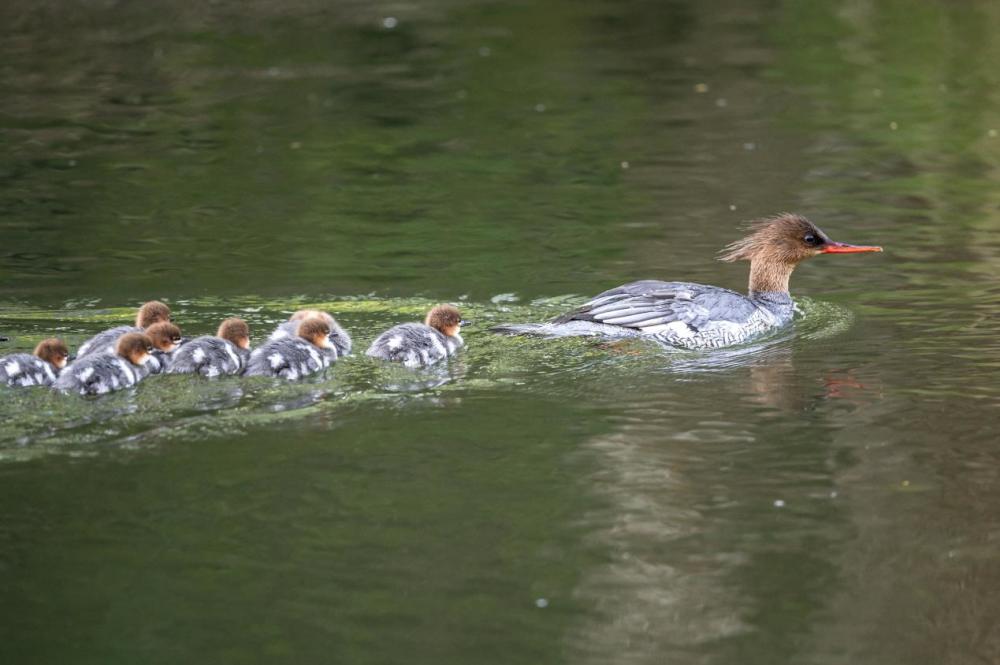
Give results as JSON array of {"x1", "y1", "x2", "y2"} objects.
[
  {"x1": 425, "y1": 304, "x2": 462, "y2": 337},
  {"x1": 145, "y1": 322, "x2": 183, "y2": 352},
  {"x1": 116, "y1": 332, "x2": 154, "y2": 366},
  {"x1": 217, "y1": 318, "x2": 250, "y2": 349},
  {"x1": 136, "y1": 300, "x2": 172, "y2": 328},
  {"x1": 34, "y1": 338, "x2": 70, "y2": 369},
  {"x1": 719, "y1": 214, "x2": 830, "y2": 265},
  {"x1": 719, "y1": 213, "x2": 883, "y2": 265},
  {"x1": 296, "y1": 316, "x2": 333, "y2": 349}
]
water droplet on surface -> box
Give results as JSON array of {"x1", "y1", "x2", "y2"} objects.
[
  {"x1": 620, "y1": 161, "x2": 629, "y2": 169},
  {"x1": 773, "y1": 499, "x2": 785, "y2": 508},
  {"x1": 889, "y1": 121, "x2": 898, "y2": 131},
  {"x1": 290, "y1": 142, "x2": 302, "y2": 150},
  {"x1": 478, "y1": 46, "x2": 491, "y2": 57},
  {"x1": 382, "y1": 16, "x2": 398, "y2": 29},
  {"x1": 728, "y1": 204, "x2": 737, "y2": 211},
  {"x1": 743, "y1": 142, "x2": 756, "y2": 151},
  {"x1": 715, "y1": 98, "x2": 727, "y2": 107},
  {"x1": 694, "y1": 83, "x2": 709, "y2": 93},
  {"x1": 535, "y1": 598, "x2": 549, "y2": 608},
  {"x1": 988, "y1": 129, "x2": 997, "y2": 138},
  {"x1": 534, "y1": 103, "x2": 546, "y2": 113},
  {"x1": 872, "y1": 88, "x2": 883, "y2": 97}
]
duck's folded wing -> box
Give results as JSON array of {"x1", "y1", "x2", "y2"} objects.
[{"x1": 553, "y1": 281, "x2": 754, "y2": 333}]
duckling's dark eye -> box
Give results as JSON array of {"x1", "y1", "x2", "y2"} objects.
[
  {"x1": 803, "y1": 234, "x2": 820, "y2": 246},
  {"x1": 172, "y1": 337, "x2": 181, "y2": 343},
  {"x1": 146, "y1": 346, "x2": 154, "y2": 353}
]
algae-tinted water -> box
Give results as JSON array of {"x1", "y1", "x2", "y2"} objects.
[{"x1": 2, "y1": 1, "x2": 1000, "y2": 663}]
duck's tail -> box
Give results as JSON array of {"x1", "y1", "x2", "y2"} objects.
[{"x1": 488, "y1": 323, "x2": 550, "y2": 336}]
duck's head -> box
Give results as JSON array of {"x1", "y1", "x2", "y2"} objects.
[
  {"x1": 136, "y1": 300, "x2": 172, "y2": 328},
  {"x1": 289, "y1": 308, "x2": 337, "y2": 327},
  {"x1": 296, "y1": 316, "x2": 334, "y2": 350},
  {"x1": 34, "y1": 338, "x2": 70, "y2": 369},
  {"x1": 145, "y1": 322, "x2": 183, "y2": 353},
  {"x1": 425, "y1": 304, "x2": 463, "y2": 337},
  {"x1": 718, "y1": 214, "x2": 882, "y2": 295},
  {"x1": 117, "y1": 332, "x2": 155, "y2": 366},
  {"x1": 719, "y1": 213, "x2": 882, "y2": 265},
  {"x1": 217, "y1": 318, "x2": 251, "y2": 350}
]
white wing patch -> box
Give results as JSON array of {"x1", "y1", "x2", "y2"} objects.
[{"x1": 223, "y1": 344, "x2": 240, "y2": 369}]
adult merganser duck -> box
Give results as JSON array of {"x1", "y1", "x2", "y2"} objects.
[
  {"x1": 245, "y1": 316, "x2": 337, "y2": 379},
  {"x1": 269, "y1": 309, "x2": 352, "y2": 357},
  {"x1": 143, "y1": 321, "x2": 184, "y2": 373},
  {"x1": 0, "y1": 338, "x2": 70, "y2": 387},
  {"x1": 168, "y1": 318, "x2": 251, "y2": 377},
  {"x1": 491, "y1": 214, "x2": 882, "y2": 350},
  {"x1": 366, "y1": 304, "x2": 464, "y2": 367},
  {"x1": 53, "y1": 332, "x2": 156, "y2": 395},
  {"x1": 76, "y1": 300, "x2": 172, "y2": 358}
]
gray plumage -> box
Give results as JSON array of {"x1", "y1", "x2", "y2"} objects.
[
  {"x1": 52, "y1": 353, "x2": 148, "y2": 396},
  {"x1": 0, "y1": 353, "x2": 59, "y2": 387},
  {"x1": 77, "y1": 326, "x2": 138, "y2": 358},
  {"x1": 148, "y1": 349, "x2": 173, "y2": 374},
  {"x1": 269, "y1": 318, "x2": 352, "y2": 357},
  {"x1": 244, "y1": 338, "x2": 335, "y2": 379},
  {"x1": 168, "y1": 337, "x2": 249, "y2": 377},
  {"x1": 492, "y1": 280, "x2": 794, "y2": 350},
  {"x1": 366, "y1": 323, "x2": 463, "y2": 367},
  {"x1": 77, "y1": 326, "x2": 172, "y2": 374}
]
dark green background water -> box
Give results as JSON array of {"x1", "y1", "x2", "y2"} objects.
[{"x1": 2, "y1": 1, "x2": 999, "y2": 663}]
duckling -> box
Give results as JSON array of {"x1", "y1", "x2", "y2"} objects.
[
  {"x1": 270, "y1": 308, "x2": 352, "y2": 357},
  {"x1": 0, "y1": 338, "x2": 70, "y2": 387},
  {"x1": 366, "y1": 304, "x2": 464, "y2": 367},
  {"x1": 245, "y1": 316, "x2": 337, "y2": 379},
  {"x1": 168, "y1": 318, "x2": 251, "y2": 377},
  {"x1": 53, "y1": 332, "x2": 156, "y2": 395},
  {"x1": 143, "y1": 321, "x2": 183, "y2": 374},
  {"x1": 76, "y1": 300, "x2": 172, "y2": 358}
]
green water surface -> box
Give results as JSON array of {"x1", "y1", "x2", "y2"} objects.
[{"x1": 2, "y1": 1, "x2": 1000, "y2": 663}]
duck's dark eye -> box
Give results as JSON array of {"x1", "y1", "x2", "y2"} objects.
[{"x1": 804, "y1": 234, "x2": 820, "y2": 246}]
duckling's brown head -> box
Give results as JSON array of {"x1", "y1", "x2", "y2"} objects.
[
  {"x1": 425, "y1": 304, "x2": 462, "y2": 337},
  {"x1": 289, "y1": 309, "x2": 334, "y2": 326},
  {"x1": 296, "y1": 317, "x2": 334, "y2": 350},
  {"x1": 719, "y1": 213, "x2": 882, "y2": 265},
  {"x1": 145, "y1": 322, "x2": 183, "y2": 353},
  {"x1": 34, "y1": 338, "x2": 70, "y2": 369},
  {"x1": 117, "y1": 332, "x2": 155, "y2": 367},
  {"x1": 136, "y1": 300, "x2": 172, "y2": 328},
  {"x1": 217, "y1": 318, "x2": 251, "y2": 350}
]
